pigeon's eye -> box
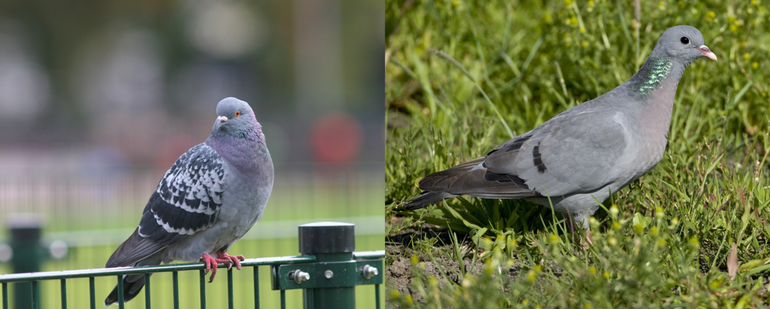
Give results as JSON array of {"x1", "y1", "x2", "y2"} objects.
[
  {"x1": 235, "y1": 110, "x2": 241, "y2": 117},
  {"x1": 680, "y1": 36, "x2": 690, "y2": 44}
]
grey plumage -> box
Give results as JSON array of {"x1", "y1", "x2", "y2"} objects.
[
  {"x1": 404, "y1": 26, "x2": 716, "y2": 237},
  {"x1": 104, "y1": 97, "x2": 274, "y2": 306}
]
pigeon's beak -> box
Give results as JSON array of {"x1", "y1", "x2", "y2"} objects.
[
  {"x1": 697, "y1": 45, "x2": 717, "y2": 61},
  {"x1": 217, "y1": 115, "x2": 228, "y2": 123}
]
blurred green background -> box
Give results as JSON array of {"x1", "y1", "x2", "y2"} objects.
[{"x1": 0, "y1": 0, "x2": 384, "y2": 308}]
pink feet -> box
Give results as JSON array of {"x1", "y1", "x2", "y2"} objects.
[
  {"x1": 200, "y1": 251, "x2": 246, "y2": 282},
  {"x1": 584, "y1": 230, "x2": 593, "y2": 247}
]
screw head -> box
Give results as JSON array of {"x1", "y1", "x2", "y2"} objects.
[
  {"x1": 290, "y1": 270, "x2": 310, "y2": 284},
  {"x1": 362, "y1": 264, "x2": 378, "y2": 279},
  {"x1": 324, "y1": 270, "x2": 334, "y2": 279}
]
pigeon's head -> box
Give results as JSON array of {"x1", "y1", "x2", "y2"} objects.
[
  {"x1": 211, "y1": 97, "x2": 262, "y2": 140},
  {"x1": 653, "y1": 25, "x2": 717, "y2": 65}
]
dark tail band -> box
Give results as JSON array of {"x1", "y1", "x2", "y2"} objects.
[
  {"x1": 402, "y1": 191, "x2": 455, "y2": 210},
  {"x1": 104, "y1": 273, "x2": 150, "y2": 307}
]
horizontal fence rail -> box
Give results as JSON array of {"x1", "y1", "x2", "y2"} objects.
[
  {"x1": 0, "y1": 255, "x2": 321, "y2": 282},
  {"x1": 0, "y1": 222, "x2": 383, "y2": 309}
]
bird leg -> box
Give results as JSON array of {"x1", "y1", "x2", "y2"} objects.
[
  {"x1": 565, "y1": 215, "x2": 592, "y2": 248},
  {"x1": 200, "y1": 251, "x2": 246, "y2": 283}
]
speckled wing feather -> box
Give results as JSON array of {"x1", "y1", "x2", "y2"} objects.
[{"x1": 106, "y1": 143, "x2": 225, "y2": 267}]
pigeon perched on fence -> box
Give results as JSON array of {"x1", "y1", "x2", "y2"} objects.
[
  {"x1": 104, "y1": 97, "x2": 274, "y2": 306},
  {"x1": 403, "y1": 26, "x2": 717, "y2": 243}
]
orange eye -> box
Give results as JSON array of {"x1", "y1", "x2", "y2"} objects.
[{"x1": 235, "y1": 110, "x2": 241, "y2": 117}]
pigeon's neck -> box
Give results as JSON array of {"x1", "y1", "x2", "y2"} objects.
[
  {"x1": 627, "y1": 55, "x2": 685, "y2": 99},
  {"x1": 206, "y1": 126, "x2": 270, "y2": 178}
]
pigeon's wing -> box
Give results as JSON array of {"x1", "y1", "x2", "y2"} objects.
[
  {"x1": 485, "y1": 110, "x2": 628, "y2": 196},
  {"x1": 415, "y1": 157, "x2": 538, "y2": 199},
  {"x1": 106, "y1": 143, "x2": 226, "y2": 267},
  {"x1": 140, "y1": 143, "x2": 225, "y2": 243}
]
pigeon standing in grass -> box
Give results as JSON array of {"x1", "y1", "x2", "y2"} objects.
[
  {"x1": 104, "y1": 97, "x2": 274, "y2": 306},
  {"x1": 403, "y1": 26, "x2": 716, "y2": 243}
]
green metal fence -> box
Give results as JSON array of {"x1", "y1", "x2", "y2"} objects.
[{"x1": 0, "y1": 222, "x2": 383, "y2": 309}]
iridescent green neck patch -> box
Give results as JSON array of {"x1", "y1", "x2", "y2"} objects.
[{"x1": 638, "y1": 56, "x2": 673, "y2": 96}]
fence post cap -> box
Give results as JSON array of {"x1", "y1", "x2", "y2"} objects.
[
  {"x1": 298, "y1": 221, "x2": 355, "y2": 228},
  {"x1": 298, "y1": 222, "x2": 355, "y2": 254},
  {"x1": 7, "y1": 213, "x2": 44, "y2": 228},
  {"x1": 7, "y1": 213, "x2": 43, "y2": 241}
]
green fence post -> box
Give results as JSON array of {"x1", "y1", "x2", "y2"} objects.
[
  {"x1": 298, "y1": 222, "x2": 355, "y2": 309},
  {"x1": 8, "y1": 217, "x2": 43, "y2": 309}
]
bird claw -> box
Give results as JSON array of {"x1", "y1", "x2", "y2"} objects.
[
  {"x1": 219, "y1": 252, "x2": 245, "y2": 270},
  {"x1": 199, "y1": 252, "x2": 246, "y2": 282}
]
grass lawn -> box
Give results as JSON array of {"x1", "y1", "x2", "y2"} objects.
[{"x1": 386, "y1": 0, "x2": 770, "y2": 307}]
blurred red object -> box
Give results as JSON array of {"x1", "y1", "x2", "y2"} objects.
[{"x1": 310, "y1": 112, "x2": 362, "y2": 164}]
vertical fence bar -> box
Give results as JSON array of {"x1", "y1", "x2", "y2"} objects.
[
  {"x1": 227, "y1": 268, "x2": 234, "y2": 309},
  {"x1": 89, "y1": 277, "x2": 95, "y2": 309},
  {"x1": 145, "y1": 274, "x2": 152, "y2": 309},
  {"x1": 199, "y1": 269, "x2": 206, "y2": 309},
  {"x1": 2, "y1": 282, "x2": 7, "y2": 309},
  {"x1": 31, "y1": 281, "x2": 39, "y2": 309},
  {"x1": 375, "y1": 284, "x2": 380, "y2": 309},
  {"x1": 298, "y1": 222, "x2": 356, "y2": 309},
  {"x1": 117, "y1": 275, "x2": 124, "y2": 309},
  {"x1": 60, "y1": 279, "x2": 67, "y2": 309},
  {"x1": 172, "y1": 271, "x2": 179, "y2": 309},
  {"x1": 253, "y1": 267, "x2": 259, "y2": 309},
  {"x1": 280, "y1": 290, "x2": 285, "y2": 309}
]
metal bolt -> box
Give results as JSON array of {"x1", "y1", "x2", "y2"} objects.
[
  {"x1": 324, "y1": 270, "x2": 334, "y2": 279},
  {"x1": 361, "y1": 264, "x2": 378, "y2": 279},
  {"x1": 289, "y1": 270, "x2": 310, "y2": 284}
]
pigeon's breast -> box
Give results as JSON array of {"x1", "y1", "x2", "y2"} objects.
[
  {"x1": 218, "y1": 159, "x2": 273, "y2": 237},
  {"x1": 611, "y1": 108, "x2": 669, "y2": 185}
]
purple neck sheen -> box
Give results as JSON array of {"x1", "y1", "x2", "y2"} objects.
[{"x1": 205, "y1": 116, "x2": 267, "y2": 177}]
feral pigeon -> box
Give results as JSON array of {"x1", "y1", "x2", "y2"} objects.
[
  {"x1": 403, "y1": 26, "x2": 716, "y2": 242},
  {"x1": 104, "y1": 97, "x2": 274, "y2": 306}
]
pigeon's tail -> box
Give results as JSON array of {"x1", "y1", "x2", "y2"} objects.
[
  {"x1": 104, "y1": 273, "x2": 150, "y2": 307},
  {"x1": 402, "y1": 191, "x2": 457, "y2": 210},
  {"x1": 402, "y1": 157, "x2": 539, "y2": 209},
  {"x1": 104, "y1": 251, "x2": 162, "y2": 307}
]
